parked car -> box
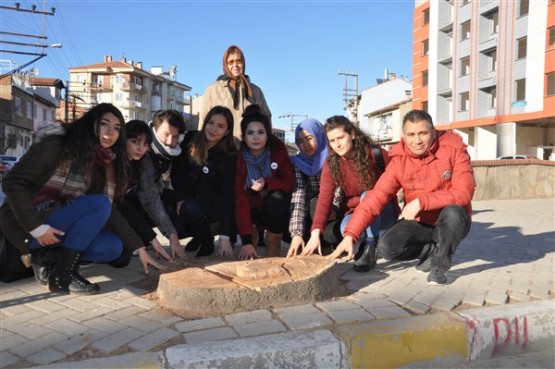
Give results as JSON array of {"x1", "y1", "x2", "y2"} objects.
[
  {"x1": 496, "y1": 155, "x2": 539, "y2": 160},
  {"x1": 0, "y1": 155, "x2": 20, "y2": 172}
]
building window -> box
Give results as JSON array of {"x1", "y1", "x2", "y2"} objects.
[
  {"x1": 486, "y1": 11, "x2": 499, "y2": 34},
  {"x1": 519, "y1": 0, "x2": 529, "y2": 17},
  {"x1": 487, "y1": 87, "x2": 497, "y2": 108},
  {"x1": 422, "y1": 39, "x2": 429, "y2": 56},
  {"x1": 549, "y1": 27, "x2": 555, "y2": 47},
  {"x1": 422, "y1": 101, "x2": 428, "y2": 112},
  {"x1": 461, "y1": 20, "x2": 471, "y2": 41},
  {"x1": 515, "y1": 78, "x2": 526, "y2": 101},
  {"x1": 423, "y1": 8, "x2": 430, "y2": 26},
  {"x1": 460, "y1": 56, "x2": 470, "y2": 76},
  {"x1": 422, "y1": 70, "x2": 429, "y2": 86},
  {"x1": 547, "y1": 72, "x2": 555, "y2": 96},
  {"x1": 460, "y1": 92, "x2": 470, "y2": 111},
  {"x1": 26, "y1": 101, "x2": 32, "y2": 119},
  {"x1": 461, "y1": 0, "x2": 470, "y2": 6},
  {"x1": 486, "y1": 49, "x2": 497, "y2": 71},
  {"x1": 517, "y1": 37, "x2": 527, "y2": 59}
]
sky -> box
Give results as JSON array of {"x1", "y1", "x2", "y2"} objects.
[{"x1": 1, "y1": 0, "x2": 416, "y2": 138}]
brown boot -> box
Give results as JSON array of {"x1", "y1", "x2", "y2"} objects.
[{"x1": 265, "y1": 231, "x2": 282, "y2": 257}]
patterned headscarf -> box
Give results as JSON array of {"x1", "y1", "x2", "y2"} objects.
[
  {"x1": 291, "y1": 118, "x2": 328, "y2": 176},
  {"x1": 219, "y1": 45, "x2": 254, "y2": 110}
]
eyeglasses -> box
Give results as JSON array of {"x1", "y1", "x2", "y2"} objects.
[{"x1": 227, "y1": 58, "x2": 244, "y2": 66}]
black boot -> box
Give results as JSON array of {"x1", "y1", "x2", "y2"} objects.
[
  {"x1": 353, "y1": 241, "x2": 378, "y2": 273},
  {"x1": 30, "y1": 248, "x2": 57, "y2": 285},
  {"x1": 192, "y1": 220, "x2": 215, "y2": 257},
  {"x1": 48, "y1": 248, "x2": 100, "y2": 295},
  {"x1": 196, "y1": 236, "x2": 215, "y2": 257}
]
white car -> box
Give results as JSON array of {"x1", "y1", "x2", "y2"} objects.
[
  {"x1": 496, "y1": 155, "x2": 539, "y2": 160},
  {"x1": 0, "y1": 155, "x2": 20, "y2": 172}
]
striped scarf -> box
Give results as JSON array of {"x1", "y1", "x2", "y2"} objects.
[{"x1": 242, "y1": 146, "x2": 271, "y2": 190}]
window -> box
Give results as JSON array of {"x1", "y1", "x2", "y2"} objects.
[
  {"x1": 14, "y1": 97, "x2": 22, "y2": 115},
  {"x1": 486, "y1": 11, "x2": 499, "y2": 34},
  {"x1": 115, "y1": 92, "x2": 123, "y2": 101},
  {"x1": 460, "y1": 92, "x2": 469, "y2": 111},
  {"x1": 26, "y1": 101, "x2": 32, "y2": 119},
  {"x1": 460, "y1": 56, "x2": 470, "y2": 76},
  {"x1": 549, "y1": 27, "x2": 555, "y2": 47},
  {"x1": 422, "y1": 70, "x2": 429, "y2": 86},
  {"x1": 485, "y1": 49, "x2": 497, "y2": 71},
  {"x1": 461, "y1": 20, "x2": 471, "y2": 41},
  {"x1": 547, "y1": 72, "x2": 555, "y2": 96},
  {"x1": 517, "y1": 37, "x2": 527, "y2": 59},
  {"x1": 487, "y1": 87, "x2": 497, "y2": 108},
  {"x1": 461, "y1": 0, "x2": 470, "y2": 6},
  {"x1": 422, "y1": 39, "x2": 429, "y2": 56},
  {"x1": 423, "y1": 8, "x2": 430, "y2": 25},
  {"x1": 516, "y1": 78, "x2": 526, "y2": 101},
  {"x1": 519, "y1": 0, "x2": 529, "y2": 17},
  {"x1": 422, "y1": 101, "x2": 428, "y2": 112},
  {"x1": 43, "y1": 108, "x2": 47, "y2": 120}
]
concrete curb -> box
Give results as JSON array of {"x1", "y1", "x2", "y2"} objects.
[{"x1": 27, "y1": 300, "x2": 554, "y2": 369}]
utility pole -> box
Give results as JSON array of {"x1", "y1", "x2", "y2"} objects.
[{"x1": 338, "y1": 71, "x2": 359, "y2": 126}]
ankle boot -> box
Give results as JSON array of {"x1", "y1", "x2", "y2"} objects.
[
  {"x1": 48, "y1": 248, "x2": 100, "y2": 295},
  {"x1": 353, "y1": 240, "x2": 377, "y2": 273},
  {"x1": 265, "y1": 231, "x2": 283, "y2": 257},
  {"x1": 195, "y1": 221, "x2": 215, "y2": 257},
  {"x1": 30, "y1": 248, "x2": 57, "y2": 285}
]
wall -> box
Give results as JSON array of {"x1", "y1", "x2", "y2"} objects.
[{"x1": 472, "y1": 159, "x2": 555, "y2": 200}]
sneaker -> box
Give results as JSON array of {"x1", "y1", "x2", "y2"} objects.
[
  {"x1": 427, "y1": 268, "x2": 448, "y2": 285},
  {"x1": 415, "y1": 257, "x2": 432, "y2": 273}
]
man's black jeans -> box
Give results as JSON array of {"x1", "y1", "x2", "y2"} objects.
[{"x1": 377, "y1": 205, "x2": 471, "y2": 271}]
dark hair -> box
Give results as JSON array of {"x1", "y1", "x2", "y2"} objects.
[
  {"x1": 188, "y1": 106, "x2": 236, "y2": 166},
  {"x1": 323, "y1": 115, "x2": 378, "y2": 189},
  {"x1": 240, "y1": 104, "x2": 272, "y2": 142},
  {"x1": 402, "y1": 110, "x2": 434, "y2": 131},
  {"x1": 126, "y1": 120, "x2": 152, "y2": 145},
  {"x1": 61, "y1": 103, "x2": 129, "y2": 202},
  {"x1": 151, "y1": 109, "x2": 186, "y2": 134}
]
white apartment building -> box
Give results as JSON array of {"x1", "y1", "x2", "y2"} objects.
[
  {"x1": 68, "y1": 55, "x2": 192, "y2": 122},
  {"x1": 413, "y1": 0, "x2": 555, "y2": 160}
]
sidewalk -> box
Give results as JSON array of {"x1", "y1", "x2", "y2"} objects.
[{"x1": 1, "y1": 198, "x2": 554, "y2": 368}]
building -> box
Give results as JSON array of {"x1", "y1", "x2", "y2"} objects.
[
  {"x1": 30, "y1": 77, "x2": 65, "y2": 136},
  {"x1": 413, "y1": 0, "x2": 555, "y2": 160},
  {"x1": 358, "y1": 71, "x2": 413, "y2": 146},
  {"x1": 68, "y1": 55, "x2": 192, "y2": 122},
  {"x1": 0, "y1": 74, "x2": 35, "y2": 155}
]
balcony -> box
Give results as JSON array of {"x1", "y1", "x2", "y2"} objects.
[
  {"x1": 439, "y1": 20, "x2": 453, "y2": 33},
  {"x1": 438, "y1": 87, "x2": 453, "y2": 97},
  {"x1": 119, "y1": 82, "x2": 144, "y2": 93},
  {"x1": 119, "y1": 99, "x2": 145, "y2": 109},
  {"x1": 478, "y1": 76, "x2": 496, "y2": 90}
]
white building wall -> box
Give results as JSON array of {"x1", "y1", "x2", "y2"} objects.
[
  {"x1": 524, "y1": 0, "x2": 548, "y2": 113},
  {"x1": 476, "y1": 126, "x2": 497, "y2": 160},
  {"x1": 359, "y1": 78, "x2": 412, "y2": 121}
]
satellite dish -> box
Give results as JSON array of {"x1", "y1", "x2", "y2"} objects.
[{"x1": 29, "y1": 67, "x2": 39, "y2": 77}]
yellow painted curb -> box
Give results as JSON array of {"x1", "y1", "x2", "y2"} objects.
[{"x1": 336, "y1": 313, "x2": 469, "y2": 369}]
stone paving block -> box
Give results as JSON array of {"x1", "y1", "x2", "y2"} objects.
[
  {"x1": 53, "y1": 329, "x2": 109, "y2": 355},
  {"x1": 1, "y1": 308, "x2": 44, "y2": 328},
  {"x1": 325, "y1": 308, "x2": 374, "y2": 324},
  {"x1": 389, "y1": 291, "x2": 417, "y2": 306},
  {"x1": 88, "y1": 297, "x2": 134, "y2": 310},
  {"x1": 405, "y1": 300, "x2": 432, "y2": 314},
  {"x1": 7, "y1": 321, "x2": 57, "y2": 340},
  {"x1": 348, "y1": 294, "x2": 400, "y2": 310},
  {"x1": 462, "y1": 293, "x2": 486, "y2": 307},
  {"x1": 0, "y1": 350, "x2": 19, "y2": 367},
  {"x1": 430, "y1": 298, "x2": 461, "y2": 312},
  {"x1": 9, "y1": 330, "x2": 67, "y2": 357},
  {"x1": 44, "y1": 317, "x2": 87, "y2": 336},
  {"x1": 225, "y1": 309, "x2": 273, "y2": 325},
  {"x1": 138, "y1": 309, "x2": 183, "y2": 326},
  {"x1": 280, "y1": 312, "x2": 333, "y2": 330},
  {"x1": 124, "y1": 296, "x2": 158, "y2": 309},
  {"x1": 128, "y1": 327, "x2": 181, "y2": 351},
  {"x1": 26, "y1": 347, "x2": 66, "y2": 365},
  {"x1": 0, "y1": 331, "x2": 27, "y2": 351},
  {"x1": 316, "y1": 300, "x2": 360, "y2": 312},
  {"x1": 0, "y1": 304, "x2": 32, "y2": 317},
  {"x1": 508, "y1": 290, "x2": 532, "y2": 302},
  {"x1": 66, "y1": 307, "x2": 114, "y2": 323},
  {"x1": 81, "y1": 316, "x2": 128, "y2": 333},
  {"x1": 370, "y1": 306, "x2": 411, "y2": 320},
  {"x1": 103, "y1": 305, "x2": 147, "y2": 322},
  {"x1": 24, "y1": 299, "x2": 67, "y2": 313},
  {"x1": 529, "y1": 287, "x2": 552, "y2": 300},
  {"x1": 233, "y1": 320, "x2": 287, "y2": 338},
  {"x1": 91, "y1": 326, "x2": 144, "y2": 353},
  {"x1": 273, "y1": 304, "x2": 321, "y2": 317},
  {"x1": 116, "y1": 314, "x2": 167, "y2": 333},
  {"x1": 29, "y1": 308, "x2": 79, "y2": 326},
  {"x1": 57, "y1": 298, "x2": 101, "y2": 312},
  {"x1": 183, "y1": 326, "x2": 239, "y2": 344},
  {"x1": 175, "y1": 317, "x2": 226, "y2": 333},
  {"x1": 485, "y1": 291, "x2": 509, "y2": 305},
  {"x1": 413, "y1": 290, "x2": 441, "y2": 306},
  {"x1": 16, "y1": 284, "x2": 48, "y2": 296}
]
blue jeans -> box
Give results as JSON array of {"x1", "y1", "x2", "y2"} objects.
[
  {"x1": 28, "y1": 194, "x2": 122, "y2": 263},
  {"x1": 340, "y1": 192, "x2": 397, "y2": 244}
]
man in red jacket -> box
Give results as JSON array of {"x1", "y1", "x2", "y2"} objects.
[{"x1": 328, "y1": 110, "x2": 475, "y2": 285}]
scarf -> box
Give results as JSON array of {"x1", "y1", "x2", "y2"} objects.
[
  {"x1": 291, "y1": 118, "x2": 328, "y2": 176},
  {"x1": 242, "y1": 146, "x2": 271, "y2": 190},
  {"x1": 217, "y1": 74, "x2": 254, "y2": 111},
  {"x1": 149, "y1": 121, "x2": 182, "y2": 160}
]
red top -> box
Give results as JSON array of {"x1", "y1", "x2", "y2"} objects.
[
  {"x1": 344, "y1": 130, "x2": 475, "y2": 242},
  {"x1": 311, "y1": 146, "x2": 392, "y2": 232},
  {"x1": 235, "y1": 135, "x2": 294, "y2": 237}
]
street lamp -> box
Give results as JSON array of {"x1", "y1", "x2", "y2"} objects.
[{"x1": 0, "y1": 43, "x2": 63, "y2": 79}]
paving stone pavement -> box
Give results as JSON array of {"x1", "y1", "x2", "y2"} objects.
[{"x1": 0, "y1": 198, "x2": 553, "y2": 368}]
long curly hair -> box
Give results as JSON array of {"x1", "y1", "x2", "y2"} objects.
[
  {"x1": 60, "y1": 103, "x2": 129, "y2": 202},
  {"x1": 324, "y1": 115, "x2": 378, "y2": 190}
]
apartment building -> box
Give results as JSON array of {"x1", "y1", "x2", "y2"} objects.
[
  {"x1": 413, "y1": 0, "x2": 555, "y2": 160},
  {"x1": 68, "y1": 55, "x2": 192, "y2": 122}
]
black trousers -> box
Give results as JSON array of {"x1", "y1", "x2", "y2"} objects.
[
  {"x1": 252, "y1": 190, "x2": 291, "y2": 234},
  {"x1": 378, "y1": 205, "x2": 471, "y2": 271},
  {"x1": 120, "y1": 193, "x2": 157, "y2": 246}
]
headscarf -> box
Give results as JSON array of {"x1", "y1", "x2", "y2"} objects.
[
  {"x1": 218, "y1": 45, "x2": 254, "y2": 110},
  {"x1": 290, "y1": 118, "x2": 328, "y2": 176}
]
